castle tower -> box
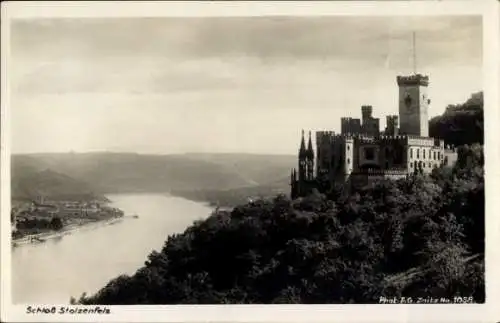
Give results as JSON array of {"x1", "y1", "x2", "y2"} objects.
[
  {"x1": 397, "y1": 74, "x2": 430, "y2": 137},
  {"x1": 361, "y1": 105, "x2": 373, "y2": 123},
  {"x1": 397, "y1": 32, "x2": 430, "y2": 137},
  {"x1": 386, "y1": 115, "x2": 399, "y2": 136},
  {"x1": 361, "y1": 105, "x2": 380, "y2": 137}
]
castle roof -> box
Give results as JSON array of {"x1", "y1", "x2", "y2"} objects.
[
  {"x1": 306, "y1": 131, "x2": 314, "y2": 158},
  {"x1": 299, "y1": 130, "x2": 307, "y2": 157},
  {"x1": 397, "y1": 74, "x2": 429, "y2": 86}
]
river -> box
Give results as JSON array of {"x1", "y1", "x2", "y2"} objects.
[{"x1": 11, "y1": 194, "x2": 213, "y2": 304}]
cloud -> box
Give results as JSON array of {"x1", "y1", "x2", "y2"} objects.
[
  {"x1": 9, "y1": 15, "x2": 483, "y2": 154},
  {"x1": 12, "y1": 15, "x2": 481, "y2": 62}
]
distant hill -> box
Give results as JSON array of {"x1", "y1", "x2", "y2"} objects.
[
  {"x1": 11, "y1": 168, "x2": 108, "y2": 202},
  {"x1": 183, "y1": 153, "x2": 296, "y2": 186},
  {"x1": 11, "y1": 152, "x2": 296, "y2": 195},
  {"x1": 171, "y1": 175, "x2": 290, "y2": 207},
  {"x1": 429, "y1": 92, "x2": 483, "y2": 146}
]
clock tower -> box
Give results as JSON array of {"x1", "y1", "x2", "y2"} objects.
[{"x1": 397, "y1": 74, "x2": 430, "y2": 137}]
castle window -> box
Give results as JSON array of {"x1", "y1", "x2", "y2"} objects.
[
  {"x1": 438, "y1": 152, "x2": 441, "y2": 160},
  {"x1": 410, "y1": 148, "x2": 413, "y2": 159},
  {"x1": 417, "y1": 149, "x2": 420, "y2": 159},
  {"x1": 347, "y1": 145, "x2": 350, "y2": 151},
  {"x1": 433, "y1": 151, "x2": 436, "y2": 160},
  {"x1": 429, "y1": 162, "x2": 431, "y2": 168},
  {"x1": 347, "y1": 158, "x2": 350, "y2": 164},
  {"x1": 423, "y1": 149, "x2": 426, "y2": 159},
  {"x1": 364, "y1": 147, "x2": 375, "y2": 160},
  {"x1": 404, "y1": 94, "x2": 412, "y2": 107}
]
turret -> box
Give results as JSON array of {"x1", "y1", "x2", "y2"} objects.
[
  {"x1": 307, "y1": 131, "x2": 314, "y2": 159},
  {"x1": 298, "y1": 130, "x2": 307, "y2": 182},
  {"x1": 385, "y1": 115, "x2": 399, "y2": 136},
  {"x1": 299, "y1": 130, "x2": 306, "y2": 158},
  {"x1": 306, "y1": 131, "x2": 315, "y2": 180},
  {"x1": 361, "y1": 105, "x2": 373, "y2": 122}
]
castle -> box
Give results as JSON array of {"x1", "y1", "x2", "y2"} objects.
[{"x1": 290, "y1": 74, "x2": 458, "y2": 199}]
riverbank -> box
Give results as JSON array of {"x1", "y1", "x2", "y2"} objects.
[
  {"x1": 12, "y1": 194, "x2": 214, "y2": 304},
  {"x1": 12, "y1": 216, "x2": 126, "y2": 247}
]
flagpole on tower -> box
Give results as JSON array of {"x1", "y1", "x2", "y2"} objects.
[{"x1": 412, "y1": 31, "x2": 417, "y2": 74}]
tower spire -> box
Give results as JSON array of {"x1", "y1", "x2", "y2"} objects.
[
  {"x1": 307, "y1": 131, "x2": 313, "y2": 157},
  {"x1": 299, "y1": 129, "x2": 306, "y2": 157}
]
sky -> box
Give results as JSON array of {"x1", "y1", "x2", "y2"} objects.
[{"x1": 10, "y1": 16, "x2": 482, "y2": 155}]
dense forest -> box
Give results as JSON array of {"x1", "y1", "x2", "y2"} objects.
[
  {"x1": 11, "y1": 168, "x2": 109, "y2": 202},
  {"x1": 77, "y1": 142, "x2": 484, "y2": 304},
  {"x1": 429, "y1": 92, "x2": 483, "y2": 146}
]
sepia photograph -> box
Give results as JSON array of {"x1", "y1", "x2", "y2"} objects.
[{"x1": 1, "y1": 1, "x2": 499, "y2": 322}]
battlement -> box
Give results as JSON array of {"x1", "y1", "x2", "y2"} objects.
[
  {"x1": 444, "y1": 145, "x2": 457, "y2": 152},
  {"x1": 378, "y1": 134, "x2": 410, "y2": 142},
  {"x1": 435, "y1": 138, "x2": 445, "y2": 147},
  {"x1": 386, "y1": 115, "x2": 399, "y2": 123},
  {"x1": 316, "y1": 130, "x2": 335, "y2": 136},
  {"x1": 405, "y1": 134, "x2": 435, "y2": 140},
  {"x1": 406, "y1": 135, "x2": 437, "y2": 147},
  {"x1": 317, "y1": 133, "x2": 444, "y2": 147},
  {"x1": 355, "y1": 135, "x2": 377, "y2": 144},
  {"x1": 316, "y1": 131, "x2": 336, "y2": 144},
  {"x1": 361, "y1": 105, "x2": 373, "y2": 119},
  {"x1": 353, "y1": 168, "x2": 408, "y2": 176},
  {"x1": 327, "y1": 133, "x2": 371, "y2": 140},
  {"x1": 379, "y1": 135, "x2": 404, "y2": 139},
  {"x1": 397, "y1": 74, "x2": 429, "y2": 86}
]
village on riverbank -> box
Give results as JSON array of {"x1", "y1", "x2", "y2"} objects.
[{"x1": 11, "y1": 195, "x2": 125, "y2": 245}]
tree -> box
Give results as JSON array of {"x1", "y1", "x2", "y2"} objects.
[
  {"x1": 429, "y1": 92, "x2": 483, "y2": 146},
  {"x1": 50, "y1": 217, "x2": 64, "y2": 231}
]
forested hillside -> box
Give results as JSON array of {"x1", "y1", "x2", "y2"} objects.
[
  {"x1": 11, "y1": 168, "x2": 108, "y2": 202},
  {"x1": 429, "y1": 92, "x2": 483, "y2": 146},
  {"x1": 77, "y1": 143, "x2": 484, "y2": 304}
]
